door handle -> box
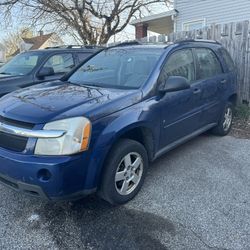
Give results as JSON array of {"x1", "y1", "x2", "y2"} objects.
[
  {"x1": 193, "y1": 88, "x2": 201, "y2": 94},
  {"x1": 220, "y1": 79, "x2": 227, "y2": 84}
]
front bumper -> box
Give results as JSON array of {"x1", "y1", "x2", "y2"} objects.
[
  {"x1": 0, "y1": 148, "x2": 96, "y2": 200},
  {"x1": 0, "y1": 173, "x2": 96, "y2": 201}
]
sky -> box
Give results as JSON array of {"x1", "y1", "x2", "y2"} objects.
[{"x1": 0, "y1": 2, "x2": 170, "y2": 45}]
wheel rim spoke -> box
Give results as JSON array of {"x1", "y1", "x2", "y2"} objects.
[
  {"x1": 223, "y1": 108, "x2": 232, "y2": 130},
  {"x1": 132, "y1": 157, "x2": 141, "y2": 171},
  {"x1": 120, "y1": 180, "x2": 129, "y2": 195},
  {"x1": 131, "y1": 173, "x2": 140, "y2": 184},
  {"x1": 115, "y1": 171, "x2": 126, "y2": 182},
  {"x1": 124, "y1": 154, "x2": 132, "y2": 168}
]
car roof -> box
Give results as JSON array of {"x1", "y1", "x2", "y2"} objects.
[
  {"x1": 107, "y1": 39, "x2": 222, "y2": 51},
  {"x1": 21, "y1": 40, "x2": 222, "y2": 55},
  {"x1": 107, "y1": 44, "x2": 167, "y2": 50}
]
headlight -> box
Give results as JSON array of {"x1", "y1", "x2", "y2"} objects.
[{"x1": 35, "y1": 117, "x2": 91, "y2": 155}]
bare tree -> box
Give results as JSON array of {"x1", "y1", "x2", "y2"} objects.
[
  {"x1": 2, "y1": 27, "x2": 33, "y2": 57},
  {"x1": 0, "y1": 0, "x2": 171, "y2": 45}
]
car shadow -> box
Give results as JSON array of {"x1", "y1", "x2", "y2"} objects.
[
  {"x1": 34, "y1": 135, "x2": 213, "y2": 249},
  {"x1": 7, "y1": 134, "x2": 215, "y2": 249},
  {"x1": 33, "y1": 195, "x2": 174, "y2": 250}
]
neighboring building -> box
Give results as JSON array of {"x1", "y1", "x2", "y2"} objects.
[
  {"x1": 131, "y1": 0, "x2": 250, "y2": 39},
  {"x1": 0, "y1": 43, "x2": 6, "y2": 63},
  {"x1": 14, "y1": 31, "x2": 63, "y2": 55}
]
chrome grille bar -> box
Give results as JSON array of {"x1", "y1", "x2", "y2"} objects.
[{"x1": 0, "y1": 122, "x2": 66, "y2": 139}]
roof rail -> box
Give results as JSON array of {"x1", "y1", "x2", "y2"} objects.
[
  {"x1": 174, "y1": 39, "x2": 221, "y2": 45},
  {"x1": 45, "y1": 45, "x2": 104, "y2": 49},
  {"x1": 107, "y1": 40, "x2": 142, "y2": 49}
]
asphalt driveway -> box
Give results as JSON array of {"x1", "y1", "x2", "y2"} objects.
[{"x1": 0, "y1": 135, "x2": 249, "y2": 250}]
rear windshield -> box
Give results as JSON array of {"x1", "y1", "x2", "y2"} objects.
[{"x1": 68, "y1": 48, "x2": 163, "y2": 89}]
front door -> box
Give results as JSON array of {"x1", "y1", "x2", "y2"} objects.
[
  {"x1": 36, "y1": 53, "x2": 75, "y2": 82},
  {"x1": 158, "y1": 48, "x2": 203, "y2": 149}
]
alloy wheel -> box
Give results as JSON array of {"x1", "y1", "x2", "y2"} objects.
[
  {"x1": 223, "y1": 107, "x2": 233, "y2": 131},
  {"x1": 115, "y1": 152, "x2": 143, "y2": 196}
]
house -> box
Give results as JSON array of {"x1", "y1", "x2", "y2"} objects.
[
  {"x1": 131, "y1": 0, "x2": 250, "y2": 39},
  {"x1": 13, "y1": 31, "x2": 63, "y2": 55},
  {"x1": 0, "y1": 43, "x2": 6, "y2": 63}
]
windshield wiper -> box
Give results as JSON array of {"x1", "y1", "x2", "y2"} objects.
[
  {"x1": 68, "y1": 81, "x2": 102, "y2": 88},
  {"x1": 0, "y1": 72, "x2": 12, "y2": 75}
]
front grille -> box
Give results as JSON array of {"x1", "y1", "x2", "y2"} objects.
[
  {"x1": 0, "y1": 132, "x2": 28, "y2": 152},
  {"x1": 0, "y1": 116, "x2": 34, "y2": 129},
  {"x1": 0, "y1": 116, "x2": 35, "y2": 152}
]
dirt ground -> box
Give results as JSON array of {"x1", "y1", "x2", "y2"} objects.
[{"x1": 231, "y1": 117, "x2": 250, "y2": 139}]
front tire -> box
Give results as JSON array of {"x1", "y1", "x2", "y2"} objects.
[
  {"x1": 212, "y1": 102, "x2": 234, "y2": 136},
  {"x1": 98, "y1": 139, "x2": 148, "y2": 205}
]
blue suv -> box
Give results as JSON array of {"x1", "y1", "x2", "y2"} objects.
[{"x1": 0, "y1": 40, "x2": 237, "y2": 205}]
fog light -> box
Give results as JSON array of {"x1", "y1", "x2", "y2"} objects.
[{"x1": 37, "y1": 169, "x2": 52, "y2": 182}]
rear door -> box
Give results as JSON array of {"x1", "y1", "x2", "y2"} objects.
[
  {"x1": 194, "y1": 47, "x2": 225, "y2": 125},
  {"x1": 219, "y1": 48, "x2": 237, "y2": 95}
]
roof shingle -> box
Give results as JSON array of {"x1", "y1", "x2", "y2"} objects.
[{"x1": 22, "y1": 33, "x2": 54, "y2": 50}]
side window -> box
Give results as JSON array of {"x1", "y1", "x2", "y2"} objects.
[
  {"x1": 160, "y1": 49, "x2": 195, "y2": 83},
  {"x1": 78, "y1": 53, "x2": 92, "y2": 63},
  {"x1": 43, "y1": 53, "x2": 74, "y2": 74},
  {"x1": 220, "y1": 49, "x2": 235, "y2": 72},
  {"x1": 195, "y1": 48, "x2": 223, "y2": 80}
]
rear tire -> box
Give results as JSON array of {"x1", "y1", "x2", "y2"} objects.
[
  {"x1": 98, "y1": 139, "x2": 148, "y2": 205},
  {"x1": 211, "y1": 102, "x2": 234, "y2": 136}
]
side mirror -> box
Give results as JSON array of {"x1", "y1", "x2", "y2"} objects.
[
  {"x1": 37, "y1": 67, "x2": 55, "y2": 79},
  {"x1": 159, "y1": 76, "x2": 190, "y2": 93}
]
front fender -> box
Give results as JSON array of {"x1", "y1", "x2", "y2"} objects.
[{"x1": 83, "y1": 102, "x2": 161, "y2": 189}]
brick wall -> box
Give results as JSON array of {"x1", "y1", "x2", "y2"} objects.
[{"x1": 135, "y1": 24, "x2": 148, "y2": 40}]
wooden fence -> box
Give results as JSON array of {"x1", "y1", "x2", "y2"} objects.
[
  {"x1": 167, "y1": 20, "x2": 250, "y2": 105},
  {"x1": 135, "y1": 20, "x2": 250, "y2": 104}
]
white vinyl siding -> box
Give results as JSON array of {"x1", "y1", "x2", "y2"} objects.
[{"x1": 175, "y1": 0, "x2": 250, "y2": 31}]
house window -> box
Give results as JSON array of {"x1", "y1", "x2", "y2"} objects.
[{"x1": 183, "y1": 19, "x2": 205, "y2": 31}]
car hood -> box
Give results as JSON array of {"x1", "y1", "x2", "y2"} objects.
[
  {"x1": 0, "y1": 73, "x2": 21, "y2": 79},
  {"x1": 0, "y1": 74, "x2": 27, "y2": 96},
  {"x1": 0, "y1": 81, "x2": 142, "y2": 124}
]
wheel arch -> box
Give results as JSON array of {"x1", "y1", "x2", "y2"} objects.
[
  {"x1": 113, "y1": 125, "x2": 155, "y2": 162},
  {"x1": 94, "y1": 123, "x2": 156, "y2": 190},
  {"x1": 228, "y1": 93, "x2": 237, "y2": 106},
  {"x1": 86, "y1": 107, "x2": 161, "y2": 190}
]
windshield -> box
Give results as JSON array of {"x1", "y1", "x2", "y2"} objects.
[
  {"x1": 68, "y1": 48, "x2": 163, "y2": 89},
  {"x1": 0, "y1": 52, "x2": 41, "y2": 76}
]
